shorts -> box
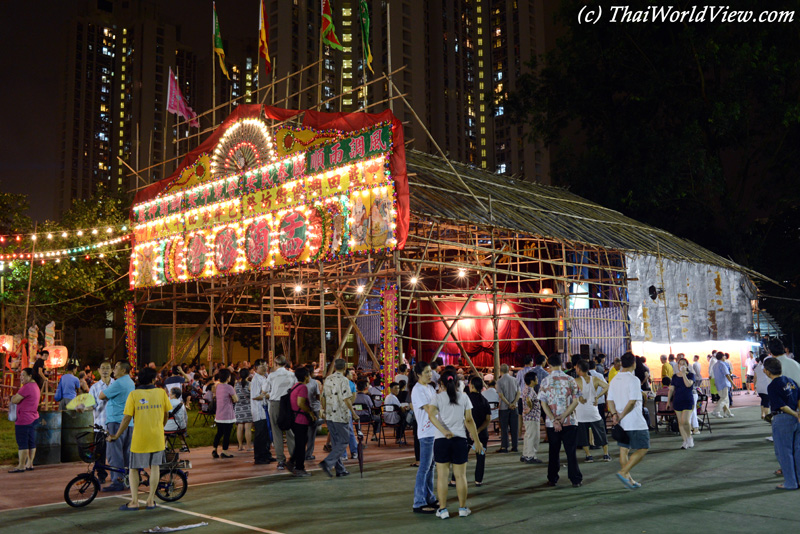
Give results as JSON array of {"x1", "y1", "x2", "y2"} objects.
[
  {"x1": 433, "y1": 436, "x2": 469, "y2": 465},
  {"x1": 15, "y1": 421, "x2": 37, "y2": 449},
  {"x1": 746, "y1": 375, "x2": 754, "y2": 384},
  {"x1": 759, "y1": 393, "x2": 770, "y2": 408},
  {"x1": 129, "y1": 450, "x2": 166, "y2": 469},
  {"x1": 576, "y1": 419, "x2": 607, "y2": 448},
  {"x1": 618, "y1": 429, "x2": 650, "y2": 450}
]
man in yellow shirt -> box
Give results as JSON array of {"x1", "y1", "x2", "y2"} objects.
[
  {"x1": 608, "y1": 358, "x2": 621, "y2": 382},
  {"x1": 660, "y1": 355, "x2": 674, "y2": 380},
  {"x1": 109, "y1": 366, "x2": 171, "y2": 511}
]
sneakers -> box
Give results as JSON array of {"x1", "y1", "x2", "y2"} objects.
[
  {"x1": 602, "y1": 454, "x2": 612, "y2": 462},
  {"x1": 293, "y1": 470, "x2": 311, "y2": 477},
  {"x1": 412, "y1": 505, "x2": 436, "y2": 514},
  {"x1": 687, "y1": 437, "x2": 695, "y2": 448},
  {"x1": 520, "y1": 456, "x2": 528, "y2": 463},
  {"x1": 277, "y1": 461, "x2": 286, "y2": 470},
  {"x1": 351, "y1": 453, "x2": 359, "y2": 459},
  {"x1": 724, "y1": 413, "x2": 734, "y2": 418},
  {"x1": 585, "y1": 456, "x2": 594, "y2": 463},
  {"x1": 495, "y1": 448, "x2": 509, "y2": 454},
  {"x1": 435, "y1": 508, "x2": 450, "y2": 519},
  {"x1": 525, "y1": 457, "x2": 543, "y2": 464},
  {"x1": 458, "y1": 507, "x2": 471, "y2": 517},
  {"x1": 285, "y1": 460, "x2": 296, "y2": 474}
]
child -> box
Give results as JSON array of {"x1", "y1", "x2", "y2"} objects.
[
  {"x1": 763, "y1": 357, "x2": 800, "y2": 490},
  {"x1": 521, "y1": 372, "x2": 542, "y2": 464}
]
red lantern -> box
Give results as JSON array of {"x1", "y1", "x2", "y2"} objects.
[
  {"x1": 541, "y1": 287, "x2": 554, "y2": 303},
  {"x1": 43, "y1": 345, "x2": 69, "y2": 368}
]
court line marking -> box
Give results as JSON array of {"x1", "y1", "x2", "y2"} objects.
[
  {"x1": 0, "y1": 454, "x2": 417, "y2": 513},
  {"x1": 114, "y1": 497, "x2": 284, "y2": 534}
]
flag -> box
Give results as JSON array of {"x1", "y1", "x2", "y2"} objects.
[
  {"x1": 358, "y1": 0, "x2": 373, "y2": 73},
  {"x1": 259, "y1": 0, "x2": 272, "y2": 75},
  {"x1": 213, "y1": 2, "x2": 230, "y2": 79},
  {"x1": 166, "y1": 67, "x2": 200, "y2": 128},
  {"x1": 321, "y1": 0, "x2": 344, "y2": 51}
]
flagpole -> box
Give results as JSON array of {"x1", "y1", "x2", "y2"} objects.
[
  {"x1": 176, "y1": 66, "x2": 180, "y2": 170},
  {"x1": 387, "y1": 2, "x2": 393, "y2": 113},
  {"x1": 212, "y1": 1, "x2": 216, "y2": 127},
  {"x1": 317, "y1": 0, "x2": 324, "y2": 109},
  {"x1": 360, "y1": 7, "x2": 367, "y2": 110}
]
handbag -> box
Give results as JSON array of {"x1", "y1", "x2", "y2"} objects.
[
  {"x1": 611, "y1": 423, "x2": 629, "y2": 444},
  {"x1": 8, "y1": 403, "x2": 17, "y2": 422}
]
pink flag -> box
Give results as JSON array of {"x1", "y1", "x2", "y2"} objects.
[{"x1": 167, "y1": 66, "x2": 200, "y2": 128}]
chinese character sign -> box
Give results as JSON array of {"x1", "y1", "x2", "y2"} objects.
[{"x1": 381, "y1": 286, "x2": 398, "y2": 388}]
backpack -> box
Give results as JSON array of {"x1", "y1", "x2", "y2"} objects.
[{"x1": 277, "y1": 384, "x2": 302, "y2": 431}]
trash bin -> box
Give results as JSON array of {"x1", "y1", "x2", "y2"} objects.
[
  {"x1": 34, "y1": 411, "x2": 61, "y2": 466},
  {"x1": 61, "y1": 410, "x2": 93, "y2": 463}
]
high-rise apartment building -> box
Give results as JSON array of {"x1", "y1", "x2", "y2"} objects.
[
  {"x1": 259, "y1": 0, "x2": 550, "y2": 183},
  {"x1": 56, "y1": 0, "x2": 200, "y2": 217}
]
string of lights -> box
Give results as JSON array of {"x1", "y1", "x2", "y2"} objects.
[
  {"x1": 0, "y1": 246, "x2": 130, "y2": 269},
  {"x1": 0, "y1": 234, "x2": 131, "y2": 261},
  {"x1": 0, "y1": 224, "x2": 129, "y2": 244}
]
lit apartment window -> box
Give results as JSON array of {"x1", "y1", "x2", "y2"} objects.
[
  {"x1": 497, "y1": 163, "x2": 506, "y2": 173},
  {"x1": 495, "y1": 106, "x2": 504, "y2": 117}
]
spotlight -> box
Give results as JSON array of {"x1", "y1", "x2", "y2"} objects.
[
  {"x1": 356, "y1": 285, "x2": 364, "y2": 294},
  {"x1": 294, "y1": 285, "x2": 303, "y2": 293},
  {"x1": 648, "y1": 285, "x2": 664, "y2": 301},
  {"x1": 409, "y1": 276, "x2": 418, "y2": 285},
  {"x1": 457, "y1": 268, "x2": 466, "y2": 278}
]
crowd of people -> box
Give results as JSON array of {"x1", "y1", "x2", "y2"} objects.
[{"x1": 8, "y1": 336, "x2": 800, "y2": 515}]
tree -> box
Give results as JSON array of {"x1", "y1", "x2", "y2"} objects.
[
  {"x1": 508, "y1": 0, "x2": 800, "y2": 336},
  {"x1": 2, "y1": 187, "x2": 131, "y2": 334}
]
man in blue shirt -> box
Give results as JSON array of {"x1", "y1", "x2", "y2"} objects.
[
  {"x1": 99, "y1": 360, "x2": 135, "y2": 491},
  {"x1": 764, "y1": 357, "x2": 800, "y2": 490},
  {"x1": 54, "y1": 363, "x2": 81, "y2": 410},
  {"x1": 711, "y1": 353, "x2": 734, "y2": 418}
]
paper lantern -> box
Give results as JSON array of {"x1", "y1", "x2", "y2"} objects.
[
  {"x1": 540, "y1": 287, "x2": 554, "y2": 303},
  {"x1": 43, "y1": 345, "x2": 69, "y2": 368}
]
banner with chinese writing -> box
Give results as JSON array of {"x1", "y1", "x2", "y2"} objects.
[{"x1": 380, "y1": 286, "x2": 398, "y2": 389}]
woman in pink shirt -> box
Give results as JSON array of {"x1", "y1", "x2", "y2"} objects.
[
  {"x1": 10, "y1": 368, "x2": 41, "y2": 472},
  {"x1": 212, "y1": 369, "x2": 238, "y2": 459}
]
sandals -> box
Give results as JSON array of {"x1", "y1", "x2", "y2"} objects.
[
  {"x1": 616, "y1": 473, "x2": 636, "y2": 490},
  {"x1": 8, "y1": 468, "x2": 25, "y2": 474}
]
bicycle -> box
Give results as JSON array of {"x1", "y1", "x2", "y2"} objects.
[{"x1": 64, "y1": 425, "x2": 188, "y2": 508}]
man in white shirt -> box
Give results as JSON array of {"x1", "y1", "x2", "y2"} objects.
[
  {"x1": 744, "y1": 351, "x2": 756, "y2": 394},
  {"x1": 607, "y1": 352, "x2": 650, "y2": 489},
  {"x1": 81, "y1": 361, "x2": 114, "y2": 484},
  {"x1": 265, "y1": 356, "x2": 297, "y2": 468},
  {"x1": 250, "y1": 359, "x2": 275, "y2": 465},
  {"x1": 772, "y1": 339, "x2": 800, "y2": 385}
]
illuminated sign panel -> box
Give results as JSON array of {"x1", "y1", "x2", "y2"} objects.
[{"x1": 131, "y1": 123, "x2": 396, "y2": 288}]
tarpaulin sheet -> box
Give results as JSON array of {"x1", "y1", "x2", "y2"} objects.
[{"x1": 626, "y1": 254, "x2": 755, "y2": 344}]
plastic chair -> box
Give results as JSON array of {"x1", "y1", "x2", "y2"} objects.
[
  {"x1": 380, "y1": 404, "x2": 405, "y2": 446},
  {"x1": 696, "y1": 393, "x2": 712, "y2": 433},
  {"x1": 654, "y1": 395, "x2": 677, "y2": 433}
]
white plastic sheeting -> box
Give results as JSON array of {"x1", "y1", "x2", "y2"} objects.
[{"x1": 625, "y1": 254, "x2": 755, "y2": 344}]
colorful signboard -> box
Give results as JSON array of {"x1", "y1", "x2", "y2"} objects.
[{"x1": 131, "y1": 122, "x2": 397, "y2": 289}]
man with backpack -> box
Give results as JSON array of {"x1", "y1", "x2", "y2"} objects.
[{"x1": 265, "y1": 355, "x2": 297, "y2": 470}]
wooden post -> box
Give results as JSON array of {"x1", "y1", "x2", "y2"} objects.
[
  {"x1": 320, "y1": 262, "x2": 326, "y2": 366},
  {"x1": 259, "y1": 289, "x2": 264, "y2": 361},
  {"x1": 269, "y1": 283, "x2": 275, "y2": 366}
]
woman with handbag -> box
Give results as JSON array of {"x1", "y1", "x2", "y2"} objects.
[{"x1": 10, "y1": 368, "x2": 41, "y2": 472}]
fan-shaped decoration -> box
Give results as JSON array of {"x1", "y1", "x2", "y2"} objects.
[
  {"x1": 245, "y1": 219, "x2": 271, "y2": 268},
  {"x1": 278, "y1": 211, "x2": 308, "y2": 262},
  {"x1": 211, "y1": 118, "x2": 275, "y2": 178},
  {"x1": 186, "y1": 234, "x2": 208, "y2": 277},
  {"x1": 168, "y1": 153, "x2": 212, "y2": 193},
  {"x1": 214, "y1": 228, "x2": 238, "y2": 272}
]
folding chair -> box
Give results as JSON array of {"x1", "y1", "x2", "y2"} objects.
[
  {"x1": 193, "y1": 397, "x2": 215, "y2": 427},
  {"x1": 380, "y1": 403, "x2": 405, "y2": 446},
  {"x1": 353, "y1": 403, "x2": 377, "y2": 444},
  {"x1": 654, "y1": 395, "x2": 677, "y2": 433},
  {"x1": 696, "y1": 393, "x2": 712, "y2": 433},
  {"x1": 488, "y1": 402, "x2": 500, "y2": 435}
]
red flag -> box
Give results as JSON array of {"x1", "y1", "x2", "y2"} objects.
[
  {"x1": 259, "y1": 0, "x2": 272, "y2": 75},
  {"x1": 166, "y1": 67, "x2": 199, "y2": 128},
  {"x1": 321, "y1": 0, "x2": 343, "y2": 51}
]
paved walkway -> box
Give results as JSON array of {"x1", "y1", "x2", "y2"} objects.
[{"x1": 3, "y1": 392, "x2": 794, "y2": 533}]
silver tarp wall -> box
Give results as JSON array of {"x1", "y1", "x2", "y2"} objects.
[{"x1": 625, "y1": 254, "x2": 755, "y2": 343}]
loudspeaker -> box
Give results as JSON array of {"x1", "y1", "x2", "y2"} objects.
[{"x1": 579, "y1": 344, "x2": 590, "y2": 357}]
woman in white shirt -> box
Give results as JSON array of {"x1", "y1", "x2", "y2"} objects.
[{"x1": 425, "y1": 369, "x2": 483, "y2": 519}]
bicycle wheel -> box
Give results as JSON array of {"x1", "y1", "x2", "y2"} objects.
[
  {"x1": 156, "y1": 469, "x2": 188, "y2": 502},
  {"x1": 64, "y1": 474, "x2": 100, "y2": 508}
]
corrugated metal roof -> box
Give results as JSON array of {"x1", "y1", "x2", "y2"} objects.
[{"x1": 406, "y1": 150, "x2": 766, "y2": 280}]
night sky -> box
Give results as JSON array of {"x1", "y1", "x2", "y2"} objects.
[{"x1": 0, "y1": 1, "x2": 259, "y2": 221}]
